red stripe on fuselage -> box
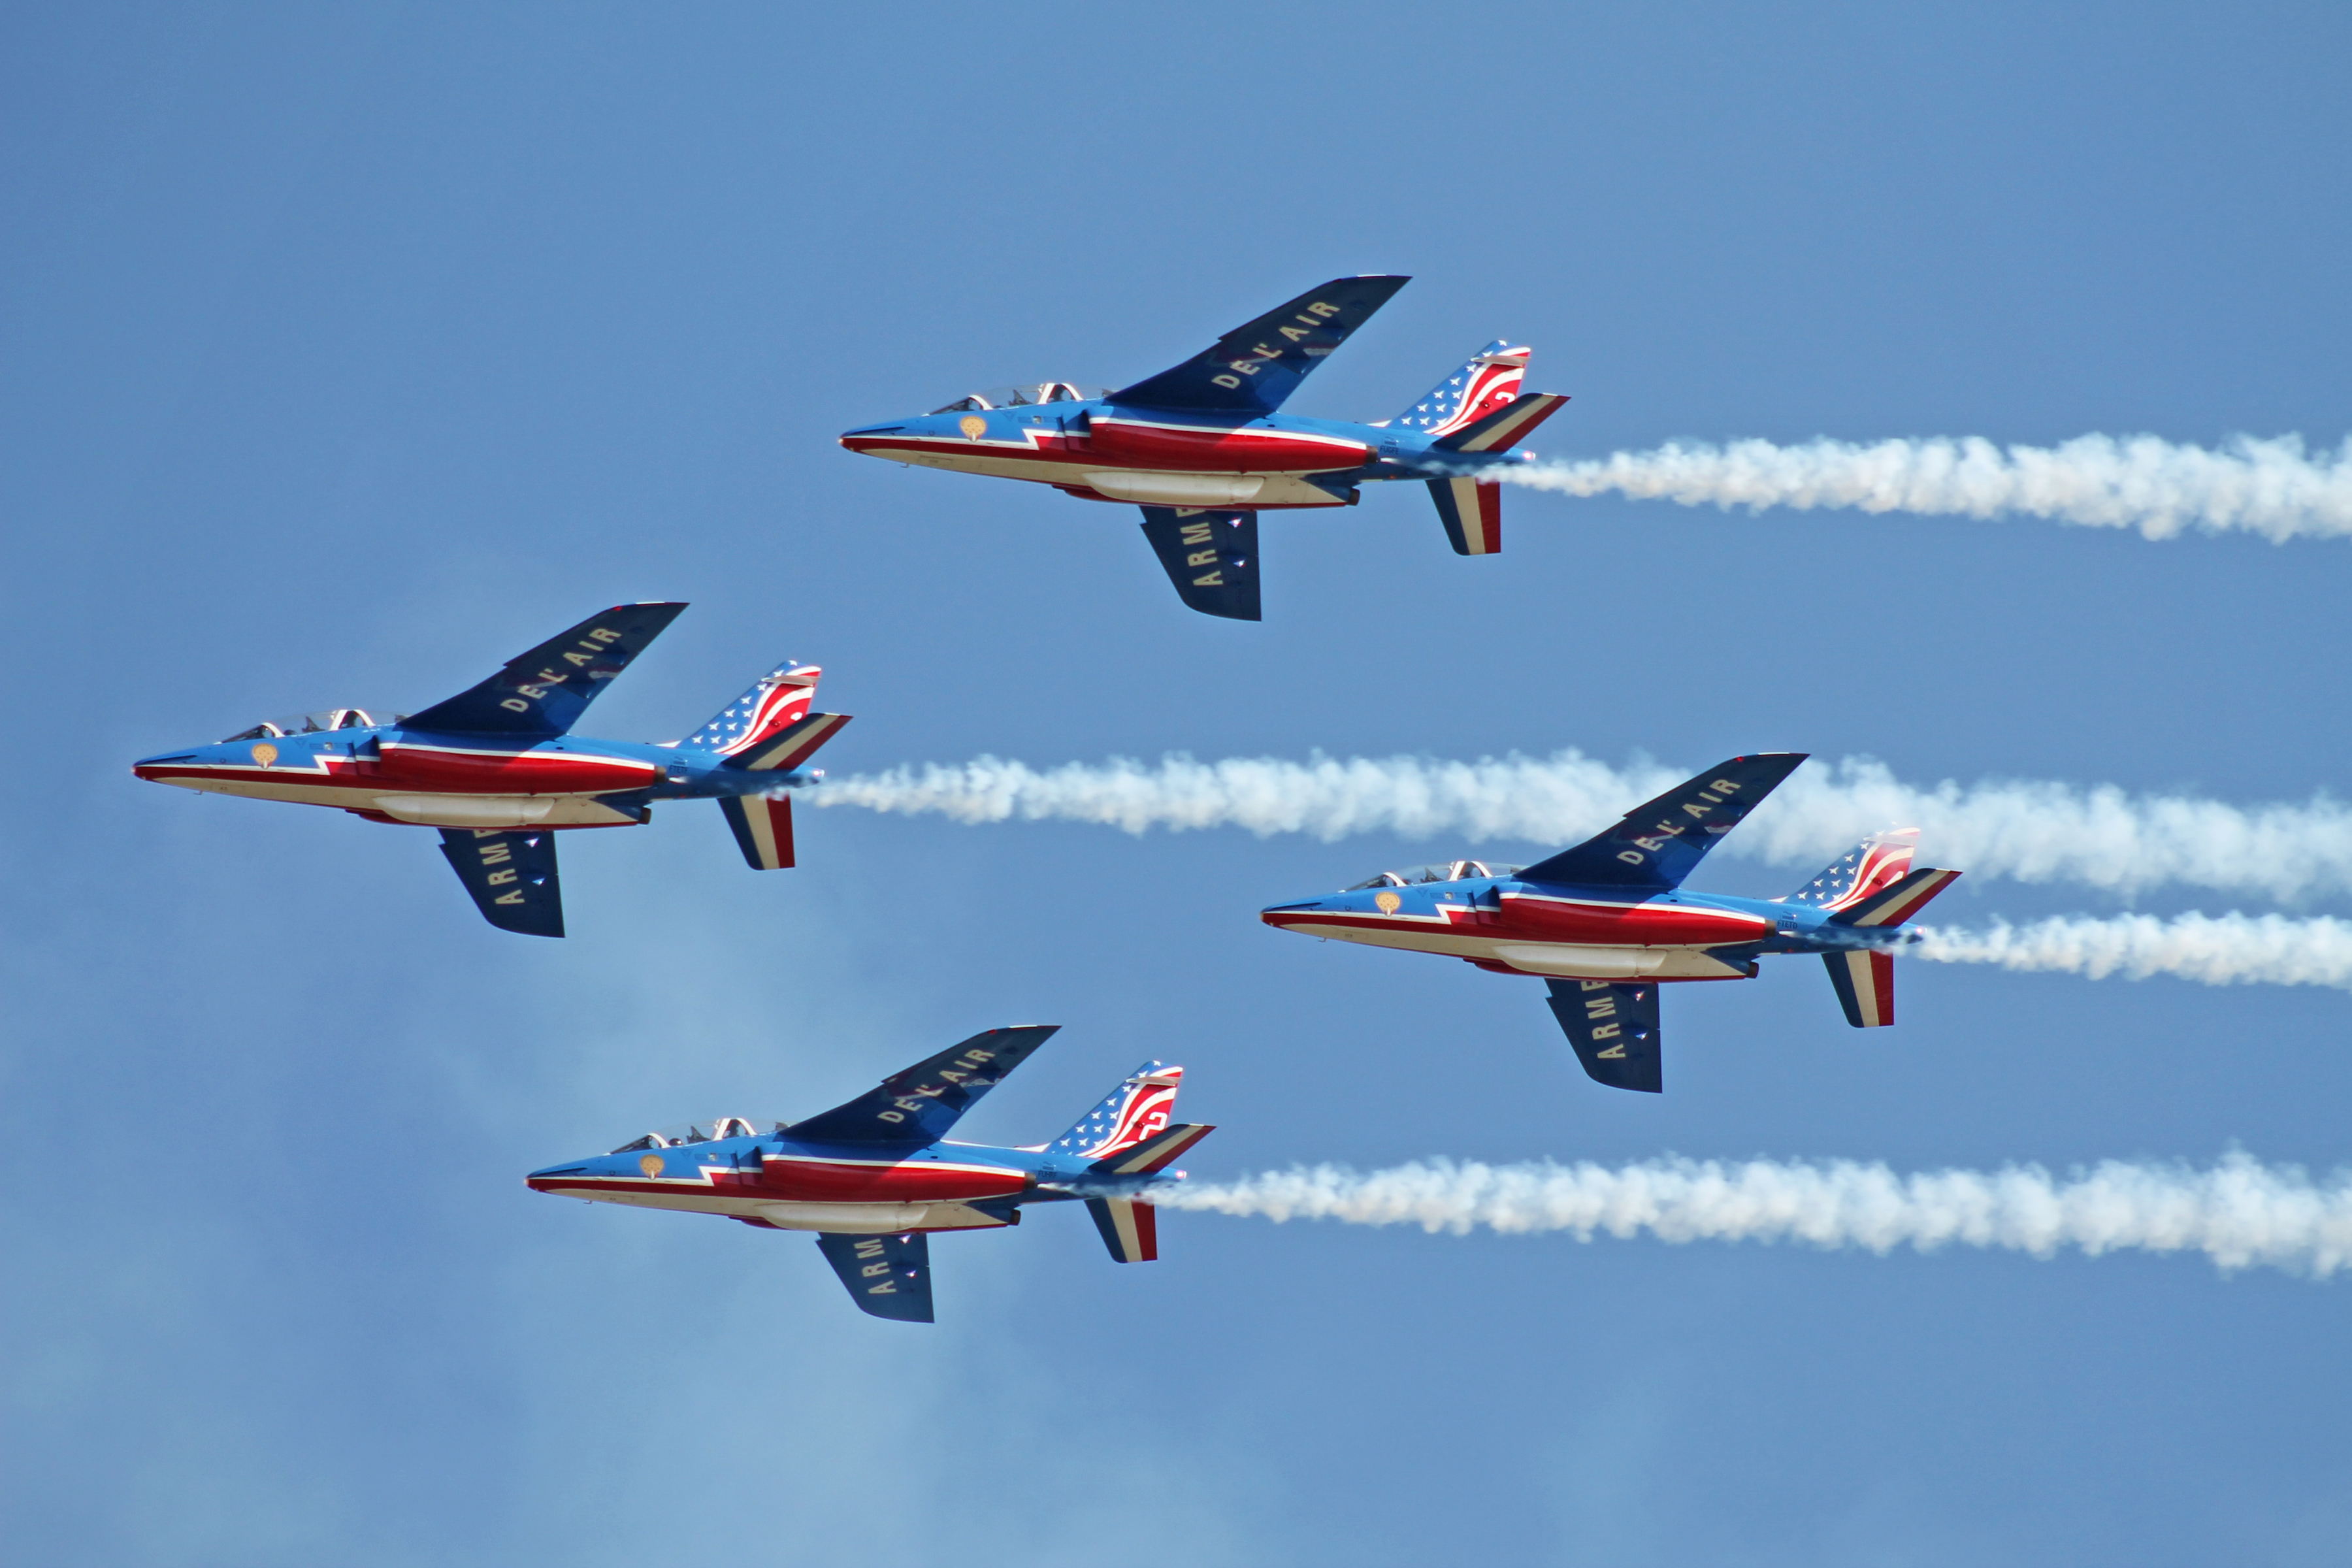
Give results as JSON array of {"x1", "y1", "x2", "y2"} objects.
[
  {"x1": 528, "y1": 1154, "x2": 1030, "y2": 1206},
  {"x1": 1262, "y1": 897, "x2": 1769, "y2": 946},
  {"x1": 841, "y1": 425, "x2": 1368, "y2": 476},
  {"x1": 372, "y1": 743, "x2": 655, "y2": 794},
  {"x1": 1084, "y1": 418, "x2": 1370, "y2": 472}
]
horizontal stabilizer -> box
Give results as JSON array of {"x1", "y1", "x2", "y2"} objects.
[
  {"x1": 1544, "y1": 979, "x2": 1662, "y2": 1092},
  {"x1": 1139, "y1": 508, "x2": 1260, "y2": 620},
  {"x1": 1427, "y1": 478, "x2": 1501, "y2": 556},
  {"x1": 1086, "y1": 1198, "x2": 1160, "y2": 1263},
  {"x1": 1824, "y1": 950, "x2": 1895, "y2": 1028},
  {"x1": 789, "y1": 1026, "x2": 1060, "y2": 1146},
  {"x1": 1518, "y1": 754, "x2": 1808, "y2": 890},
  {"x1": 436, "y1": 827, "x2": 563, "y2": 937},
  {"x1": 403, "y1": 603, "x2": 686, "y2": 736},
  {"x1": 1431, "y1": 390, "x2": 1569, "y2": 454},
  {"x1": 1110, "y1": 275, "x2": 1410, "y2": 416},
  {"x1": 815, "y1": 1231, "x2": 933, "y2": 1322},
  {"x1": 1088, "y1": 1122, "x2": 1215, "y2": 1177},
  {"x1": 719, "y1": 794, "x2": 794, "y2": 870},
  {"x1": 728, "y1": 713, "x2": 850, "y2": 772},
  {"x1": 1829, "y1": 867, "x2": 1961, "y2": 928}
]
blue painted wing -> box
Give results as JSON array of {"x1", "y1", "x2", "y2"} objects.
[
  {"x1": 1543, "y1": 979, "x2": 1662, "y2": 1092},
  {"x1": 401, "y1": 602, "x2": 687, "y2": 736},
  {"x1": 814, "y1": 1232, "x2": 933, "y2": 1322},
  {"x1": 1516, "y1": 754, "x2": 1808, "y2": 890},
  {"x1": 787, "y1": 1026, "x2": 1060, "y2": 1145},
  {"x1": 436, "y1": 828, "x2": 563, "y2": 937},
  {"x1": 1137, "y1": 508, "x2": 1260, "y2": 620},
  {"x1": 1109, "y1": 276, "x2": 1409, "y2": 415}
]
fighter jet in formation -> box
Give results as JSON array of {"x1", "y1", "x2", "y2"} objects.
[
  {"x1": 130, "y1": 603, "x2": 848, "y2": 936},
  {"x1": 1260, "y1": 755, "x2": 1962, "y2": 1092},
  {"x1": 527, "y1": 1026, "x2": 1215, "y2": 1322},
  {"x1": 839, "y1": 275, "x2": 1569, "y2": 620}
]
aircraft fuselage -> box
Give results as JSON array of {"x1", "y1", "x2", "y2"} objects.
[
  {"x1": 1262, "y1": 874, "x2": 1898, "y2": 982},
  {"x1": 528, "y1": 1132, "x2": 1144, "y2": 1236},
  {"x1": 841, "y1": 400, "x2": 1535, "y2": 512},
  {"x1": 133, "y1": 725, "x2": 815, "y2": 831}
]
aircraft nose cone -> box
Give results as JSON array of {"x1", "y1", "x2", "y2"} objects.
[
  {"x1": 131, "y1": 750, "x2": 200, "y2": 782},
  {"x1": 838, "y1": 423, "x2": 907, "y2": 449}
]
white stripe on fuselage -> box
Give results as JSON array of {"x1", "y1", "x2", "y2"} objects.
[{"x1": 1276, "y1": 917, "x2": 1756, "y2": 978}]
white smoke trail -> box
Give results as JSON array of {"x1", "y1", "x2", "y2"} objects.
[
  {"x1": 1493, "y1": 433, "x2": 2352, "y2": 542},
  {"x1": 814, "y1": 751, "x2": 2352, "y2": 901},
  {"x1": 1916, "y1": 912, "x2": 2352, "y2": 990},
  {"x1": 1150, "y1": 1152, "x2": 2352, "y2": 1277}
]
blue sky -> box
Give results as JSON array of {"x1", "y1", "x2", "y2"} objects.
[{"x1": 6, "y1": 4, "x2": 2352, "y2": 1563}]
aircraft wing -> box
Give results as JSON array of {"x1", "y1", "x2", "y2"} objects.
[
  {"x1": 437, "y1": 828, "x2": 563, "y2": 937},
  {"x1": 401, "y1": 602, "x2": 687, "y2": 736},
  {"x1": 1109, "y1": 275, "x2": 1410, "y2": 416},
  {"x1": 1544, "y1": 979, "x2": 1662, "y2": 1092},
  {"x1": 1138, "y1": 508, "x2": 1260, "y2": 620},
  {"x1": 814, "y1": 1232, "x2": 933, "y2": 1322},
  {"x1": 1515, "y1": 753, "x2": 1808, "y2": 890},
  {"x1": 787, "y1": 1026, "x2": 1061, "y2": 1145}
]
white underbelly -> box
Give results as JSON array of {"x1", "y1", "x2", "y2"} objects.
[{"x1": 1290, "y1": 919, "x2": 1752, "y2": 979}]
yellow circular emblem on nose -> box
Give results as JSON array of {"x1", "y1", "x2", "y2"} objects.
[
  {"x1": 250, "y1": 743, "x2": 278, "y2": 766},
  {"x1": 638, "y1": 1153, "x2": 664, "y2": 1177},
  {"x1": 1375, "y1": 890, "x2": 1403, "y2": 914},
  {"x1": 958, "y1": 415, "x2": 987, "y2": 440}
]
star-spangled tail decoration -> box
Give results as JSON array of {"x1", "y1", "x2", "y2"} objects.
[
  {"x1": 1046, "y1": 1062, "x2": 1184, "y2": 1159},
  {"x1": 1780, "y1": 829, "x2": 1920, "y2": 911},
  {"x1": 678, "y1": 662, "x2": 821, "y2": 753},
  {"x1": 1390, "y1": 340, "x2": 1531, "y2": 434}
]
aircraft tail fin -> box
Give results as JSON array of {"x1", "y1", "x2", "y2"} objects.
[
  {"x1": 1047, "y1": 1061, "x2": 1186, "y2": 1161},
  {"x1": 1823, "y1": 951, "x2": 1895, "y2": 1028},
  {"x1": 681, "y1": 662, "x2": 853, "y2": 771},
  {"x1": 1782, "y1": 830, "x2": 1919, "y2": 912},
  {"x1": 1426, "y1": 478, "x2": 1503, "y2": 556},
  {"x1": 719, "y1": 794, "x2": 794, "y2": 870},
  {"x1": 1816, "y1": 868, "x2": 1959, "y2": 1028},
  {"x1": 1085, "y1": 1198, "x2": 1160, "y2": 1262},
  {"x1": 1393, "y1": 341, "x2": 1529, "y2": 435}
]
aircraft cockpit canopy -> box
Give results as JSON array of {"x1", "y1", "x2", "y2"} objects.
[
  {"x1": 1347, "y1": 860, "x2": 1526, "y2": 890},
  {"x1": 220, "y1": 708, "x2": 402, "y2": 742},
  {"x1": 609, "y1": 1117, "x2": 787, "y2": 1153},
  {"x1": 928, "y1": 382, "x2": 1107, "y2": 414}
]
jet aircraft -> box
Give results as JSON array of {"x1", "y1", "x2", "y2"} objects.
[
  {"x1": 131, "y1": 603, "x2": 849, "y2": 936},
  {"x1": 1260, "y1": 755, "x2": 1962, "y2": 1092},
  {"x1": 839, "y1": 276, "x2": 1569, "y2": 620},
  {"x1": 527, "y1": 1026, "x2": 1215, "y2": 1322}
]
